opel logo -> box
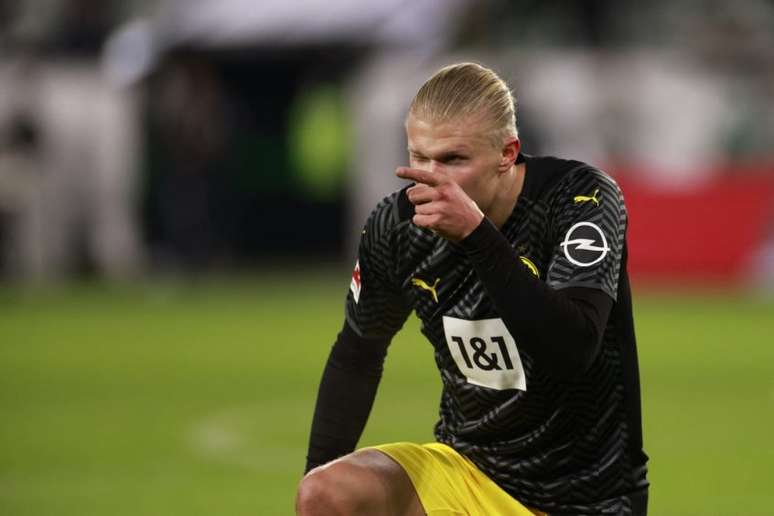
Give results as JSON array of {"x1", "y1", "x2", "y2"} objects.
[{"x1": 560, "y1": 222, "x2": 610, "y2": 267}]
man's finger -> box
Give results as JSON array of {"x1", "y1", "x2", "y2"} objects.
[
  {"x1": 414, "y1": 202, "x2": 438, "y2": 215},
  {"x1": 412, "y1": 213, "x2": 439, "y2": 228},
  {"x1": 396, "y1": 167, "x2": 443, "y2": 186},
  {"x1": 407, "y1": 185, "x2": 438, "y2": 205}
]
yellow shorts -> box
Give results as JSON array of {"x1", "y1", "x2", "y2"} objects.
[{"x1": 371, "y1": 442, "x2": 547, "y2": 516}]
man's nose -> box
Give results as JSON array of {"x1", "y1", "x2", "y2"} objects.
[{"x1": 412, "y1": 160, "x2": 445, "y2": 174}]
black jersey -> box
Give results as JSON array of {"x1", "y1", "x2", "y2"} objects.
[{"x1": 345, "y1": 154, "x2": 648, "y2": 514}]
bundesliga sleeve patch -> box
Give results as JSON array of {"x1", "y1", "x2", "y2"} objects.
[{"x1": 350, "y1": 260, "x2": 361, "y2": 303}]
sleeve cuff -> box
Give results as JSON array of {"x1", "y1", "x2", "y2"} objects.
[{"x1": 460, "y1": 217, "x2": 503, "y2": 255}]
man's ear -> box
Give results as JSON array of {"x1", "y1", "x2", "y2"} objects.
[{"x1": 499, "y1": 137, "x2": 521, "y2": 173}]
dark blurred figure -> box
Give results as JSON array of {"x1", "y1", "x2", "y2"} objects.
[
  {"x1": 146, "y1": 53, "x2": 230, "y2": 270},
  {"x1": 142, "y1": 40, "x2": 367, "y2": 270},
  {"x1": 51, "y1": 0, "x2": 113, "y2": 56}
]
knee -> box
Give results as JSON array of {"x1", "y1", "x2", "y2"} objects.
[
  {"x1": 295, "y1": 467, "x2": 331, "y2": 515},
  {"x1": 295, "y1": 462, "x2": 365, "y2": 516}
]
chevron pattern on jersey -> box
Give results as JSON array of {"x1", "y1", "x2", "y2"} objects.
[
  {"x1": 345, "y1": 155, "x2": 648, "y2": 514},
  {"x1": 545, "y1": 168, "x2": 627, "y2": 300}
]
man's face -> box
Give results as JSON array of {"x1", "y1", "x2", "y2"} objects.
[{"x1": 406, "y1": 114, "x2": 504, "y2": 212}]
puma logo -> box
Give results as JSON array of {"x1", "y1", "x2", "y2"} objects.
[
  {"x1": 573, "y1": 188, "x2": 600, "y2": 206},
  {"x1": 411, "y1": 277, "x2": 440, "y2": 303}
]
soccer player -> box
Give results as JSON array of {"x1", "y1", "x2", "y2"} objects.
[{"x1": 296, "y1": 63, "x2": 649, "y2": 515}]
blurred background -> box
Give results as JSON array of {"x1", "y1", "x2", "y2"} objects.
[{"x1": 0, "y1": 1, "x2": 772, "y2": 515}]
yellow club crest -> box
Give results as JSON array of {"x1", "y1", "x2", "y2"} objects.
[{"x1": 519, "y1": 256, "x2": 540, "y2": 277}]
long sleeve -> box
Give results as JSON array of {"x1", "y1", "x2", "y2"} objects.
[
  {"x1": 305, "y1": 322, "x2": 391, "y2": 473},
  {"x1": 460, "y1": 217, "x2": 613, "y2": 380},
  {"x1": 306, "y1": 191, "x2": 411, "y2": 472}
]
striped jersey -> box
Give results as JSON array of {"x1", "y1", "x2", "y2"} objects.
[{"x1": 345, "y1": 154, "x2": 649, "y2": 514}]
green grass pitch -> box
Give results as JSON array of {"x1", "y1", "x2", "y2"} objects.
[{"x1": 0, "y1": 271, "x2": 772, "y2": 515}]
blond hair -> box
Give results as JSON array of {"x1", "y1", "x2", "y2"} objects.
[{"x1": 408, "y1": 62, "x2": 518, "y2": 144}]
